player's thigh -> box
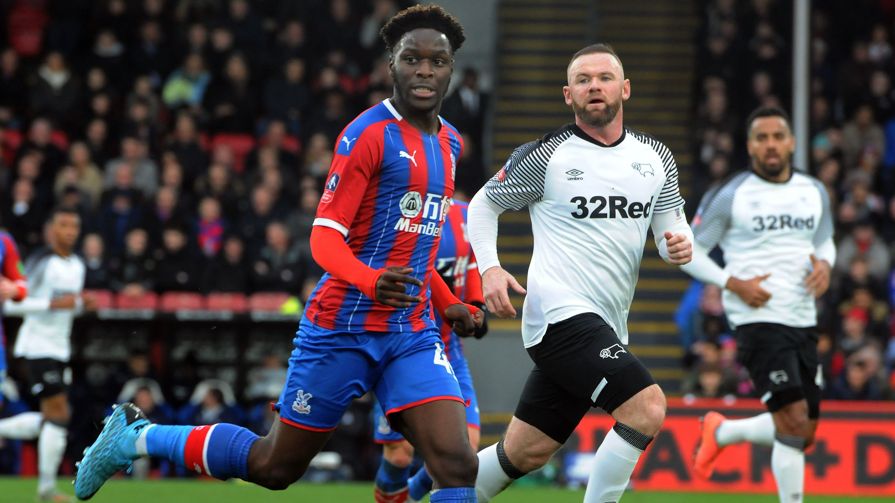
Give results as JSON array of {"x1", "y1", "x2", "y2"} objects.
[
  {"x1": 24, "y1": 358, "x2": 71, "y2": 401},
  {"x1": 528, "y1": 313, "x2": 656, "y2": 416},
  {"x1": 736, "y1": 323, "x2": 810, "y2": 414},
  {"x1": 375, "y1": 328, "x2": 464, "y2": 427},
  {"x1": 513, "y1": 365, "x2": 590, "y2": 450},
  {"x1": 275, "y1": 323, "x2": 380, "y2": 432}
]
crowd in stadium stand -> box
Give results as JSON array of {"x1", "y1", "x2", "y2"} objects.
[
  {"x1": 684, "y1": 0, "x2": 895, "y2": 402},
  {"x1": 0, "y1": 0, "x2": 497, "y2": 479}
]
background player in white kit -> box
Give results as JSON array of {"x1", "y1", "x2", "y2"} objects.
[
  {"x1": 467, "y1": 43, "x2": 693, "y2": 502},
  {"x1": 0, "y1": 207, "x2": 94, "y2": 502},
  {"x1": 682, "y1": 107, "x2": 834, "y2": 503}
]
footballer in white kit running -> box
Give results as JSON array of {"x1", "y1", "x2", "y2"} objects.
[
  {"x1": 682, "y1": 106, "x2": 834, "y2": 503},
  {"x1": 0, "y1": 207, "x2": 93, "y2": 502},
  {"x1": 467, "y1": 43, "x2": 694, "y2": 503}
]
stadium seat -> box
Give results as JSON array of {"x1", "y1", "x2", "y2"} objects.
[
  {"x1": 206, "y1": 292, "x2": 248, "y2": 313},
  {"x1": 248, "y1": 292, "x2": 290, "y2": 312},
  {"x1": 50, "y1": 130, "x2": 69, "y2": 150},
  {"x1": 159, "y1": 291, "x2": 204, "y2": 312},
  {"x1": 279, "y1": 135, "x2": 302, "y2": 154},
  {"x1": 83, "y1": 289, "x2": 114, "y2": 310},
  {"x1": 115, "y1": 291, "x2": 159, "y2": 311},
  {"x1": 210, "y1": 133, "x2": 255, "y2": 173},
  {"x1": 1, "y1": 129, "x2": 23, "y2": 166}
]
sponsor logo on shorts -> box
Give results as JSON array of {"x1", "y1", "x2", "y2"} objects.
[
  {"x1": 769, "y1": 370, "x2": 789, "y2": 385},
  {"x1": 599, "y1": 343, "x2": 626, "y2": 359},
  {"x1": 292, "y1": 390, "x2": 313, "y2": 415}
]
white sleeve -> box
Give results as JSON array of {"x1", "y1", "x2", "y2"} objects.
[
  {"x1": 3, "y1": 297, "x2": 51, "y2": 315},
  {"x1": 679, "y1": 245, "x2": 731, "y2": 288},
  {"x1": 650, "y1": 207, "x2": 693, "y2": 263},
  {"x1": 468, "y1": 187, "x2": 506, "y2": 274},
  {"x1": 814, "y1": 236, "x2": 836, "y2": 265}
]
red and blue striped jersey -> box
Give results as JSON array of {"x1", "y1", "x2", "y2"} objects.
[
  {"x1": 432, "y1": 202, "x2": 481, "y2": 355},
  {"x1": 0, "y1": 231, "x2": 26, "y2": 342},
  {"x1": 305, "y1": 100, "x2": 463, "y2": 333}
]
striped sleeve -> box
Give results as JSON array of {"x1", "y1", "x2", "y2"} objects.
[
  {"x1": 691, "y1": 172, "x2": 749, "y2": 250},
  {"x1": 484, "y1": 127, "x2": 573, "y2": 210},
  {"x1": 631, "y1": 132, "x2": 685, "y2": 213}
]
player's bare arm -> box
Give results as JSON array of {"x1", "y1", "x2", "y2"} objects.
[
  {"x1": 804, "y1": 254, "x2": 831, "y2": 298},
  {"x1": 481, "y1": 266, "x2": 526, "y2": 319}
]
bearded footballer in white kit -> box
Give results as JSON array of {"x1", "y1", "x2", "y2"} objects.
[
  {"x1": 467, "y1": 43, "x2": 693, "y2": 502},
  {"x1": 684, "y1": 106, "x2": 834, "y2": 503}
]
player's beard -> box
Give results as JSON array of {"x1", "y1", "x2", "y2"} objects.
[
  {"x1": 754, "y1": 154, "x2": 790, "y2": 179},
  {"x1": 572, "y1": 97, "x2": 621, "y2": 128}
]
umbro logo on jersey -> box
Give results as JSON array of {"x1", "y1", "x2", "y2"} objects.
[
  {"x1": 566, "y1": 169, "x2": 584, "y2": 181},
  {"x1": 400, "y1": 150, "x2": 418, "y2": 167},
  {"x1": 632, "y1": 162, "x2": 655, "y2": 177},
  {"x1": 341, "y1": 135, "x2": 356, "y2": 151}
]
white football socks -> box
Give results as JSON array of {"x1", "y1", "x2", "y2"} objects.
[
  {"x1": 37, "y1": 421, "x2": 67, "y2": 496},
  {"x1": 0, "y1": 411, "x2": 42, "y2": 440},
  {"x1": 771, "y1": 438, "x2": 805, "y2": 503},
  {"x1": 475, "y1": 443, "x2": 517, "y2": 502},
  {"x1": 715, "y1": 412, "x2": 775, "y2": 447},
  {"x1": 583, "y1": 427, "x2": 645, "y2": 502}
]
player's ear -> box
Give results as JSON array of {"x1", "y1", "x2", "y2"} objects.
[
  {"x1": 622, "y1": 79, "x2": 631, "y2": 101},
  {"x1": 562, "y1": 85, "x2": 572, "y2": 106}
]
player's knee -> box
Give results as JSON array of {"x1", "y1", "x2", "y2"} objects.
[
  {"x1": 616, "y1": 386, "x2": 665, "y2": 437},
  {"x1": 512, "y1": 442, "x2": 554, "y2": 473},
  {"x1": 776, "y1": 405, "x2": 812, "y2": 440},
  {"x1": 426, "y1": 446, "x2": 478, "y2": 486},
  {"x1": 383, "y1": 442, "x2": 414, "y2": 468}
]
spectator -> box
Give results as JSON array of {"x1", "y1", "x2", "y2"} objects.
[
  {"x1": 103, "y1": 136, "x2": 159, "y2": 198},
  {"x1": 81, "y1": 232, "x2": 110, "y2": 290},
  {"x1": 141, "y1": 186, "x2": 188, "y2": 251},
  {"x1": 83, "y1": 118, "x2": 115, "y2": 166},
  {"x1": 202, "y1": 53, "x2": 257, "y2": 134},
  {"x1": 184, "y1": 381, "x2": 243, "y2": 426},
  {"x1": 0, "y1": 47, "x2": 27, "y2": 123},
  {"x1": 131, "y1": 20, "x2": 173, "y2": 87},
  {"x1": 302, "y1": 131, "x2": 333, "y2": 179},
  {"x1": 251, "y1": 221, "x2": 305, "y2": 293},
  {"x1": 203, "y1": 234, "x2": 251, "y2": 293},
  {"x1": 196, "y1": 196, "x2": 226, "y2": 259},
  {"x1": 154, "y1": 224, "x2": 201, "y2": 293},
  {"x1": 247, "y1": 120, "x2": 298, "y2": 174},
  {"x1": 195, "y1": 161, "x2": 243, "y2": 221},
  {"x1": 98, "y1": 165, "x2": 144, "y2": 255},
  {"x1": 842, "y1": 104, "x2": 885, "y2": 170},
  {"x1": 262, "y1": 58, "x2": 309, "y2": 136},
  {"x1": 835, "y1": 219, "x2": 891, "y2": 281},
  {"x1": 166, "y1": 112, "x2": 207, "y2": 188},
  {"x1": 29, "y1": 51, "x2": 82, "y2": 134},
  {"x1": 827, "y1": 346, "x2": 886, "y2": 400},
  {"x1": 442, "y1": 67, "x2": 489, "y2": 155},
  {"x1": 162, "y1": 52, "x2": 210, "y2": 110},
  {"x1": 271, "y1": 20, "x2": 309, "y2": 69},
  {"x1": 15, "y1": 117, "x2": 66, "y2": 178},
  {"x1": 89, "y1": 30, "x2": 129, "y2": 94},
  {"x1": 53, "y1": 141, "x2": 103, "y2": 209},
  {"x1": 108, "y1": 227, "x2": 156, "y2": 295},
  {"x1": 2, "y1": 178, "x2": 46, "y2": 253}
]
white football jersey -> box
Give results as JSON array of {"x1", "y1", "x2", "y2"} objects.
[
  {"x1": 485, "y1": 125, "x2": 685, "y2": 347},
  {"x1": 6, "y1": 248, "x2": 85, "y2": 361},
  {"x1": 692, "y1": 171, "x2": 834, "y2": 328}
]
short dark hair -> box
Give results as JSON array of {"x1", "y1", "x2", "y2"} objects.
[
  {"x1": 380, "y1": 4, "x2": 465, "y2": 54},
  {"x1": 49, "y1": 206, "x2": 80, "y2": 221},
  {"x1": 568, "y1": 43, "x2": 623, "y2": 73},
  {"x1": 746, "y1": 106, "x2": 792, "y2": 134}
]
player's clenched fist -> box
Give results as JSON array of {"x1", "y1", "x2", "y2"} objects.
[
  {"x1": 482, "y1": 266, "x2": 526, "y2": 319},
  {"x1": 445, "y1": 303, "x2": 484, "y2": 337},
  {"x1": 375, "y1": 266, "x2": 423, "y2": 308},
  {"x1": 664, "y1": 231, "x2": 692, "y2": 265}
]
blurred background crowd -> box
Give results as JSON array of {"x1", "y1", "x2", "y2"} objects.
[
  {"x1": 0, "y1": 0, "x2": 893, "y2": 483},
  {"x1": 681, "y1": 0, "x2": 895, "y2": 403}
]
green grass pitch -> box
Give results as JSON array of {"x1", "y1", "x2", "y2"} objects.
[{"x1": 1, "y1": 478, "x2": 890, "y2": 502}]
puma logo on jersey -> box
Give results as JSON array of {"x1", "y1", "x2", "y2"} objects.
[
  {"x1": 400, "y1": 150, "x2": 418, "y2": 167},
  {"x1": 341, "y1": 135, "x2": 356, "y2": 151},
  {"x1": 632, "y1": 162, "x2": 655, "y2": 177},
  {"x1": 570, "y1": 195, "x2": 653, "y2": 219},
  {"x1": 600, "y1": 343, "x2": 626, "y2": 359}
]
